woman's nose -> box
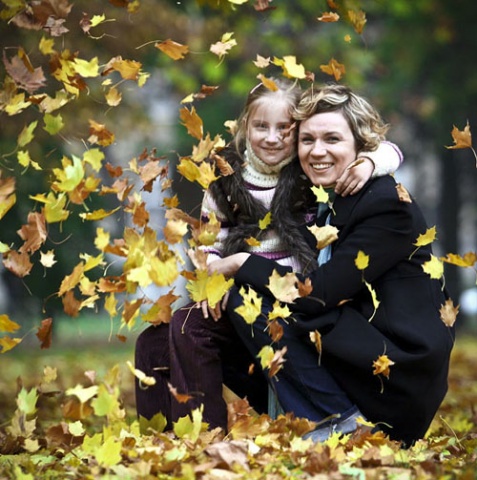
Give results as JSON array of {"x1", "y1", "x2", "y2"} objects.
[{"x1": 311, "y1": 141, "x2": 326, "y2": 156}]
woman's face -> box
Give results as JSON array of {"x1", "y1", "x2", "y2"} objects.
[
  {"x1": 298, "y1": 111, "x2": 357, "y2": 188},
  {"x1": 247, "y1": 97, "x2": 295, "y2": 166}
]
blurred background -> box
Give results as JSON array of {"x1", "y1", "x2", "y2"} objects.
[{"x1": 1, "y1": 0, "x2": 476, "y2": 349}]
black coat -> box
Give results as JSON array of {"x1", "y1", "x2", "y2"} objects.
[{"x1": 234, "y1": 175, "x2": 455, "y2": 446}]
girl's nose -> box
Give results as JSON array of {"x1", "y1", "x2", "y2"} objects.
[{"x1": 265, "y1": 128, "x2": 280, "y2": 142}]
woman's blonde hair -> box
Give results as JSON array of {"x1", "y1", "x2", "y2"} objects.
[{"x1": 293, "y1": 83, "x2": 389, "y2": 153}]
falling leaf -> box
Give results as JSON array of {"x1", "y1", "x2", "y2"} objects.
[
  {"x1": 155, "y1": 39, "x2": 189, "y2": 60},
  {"x1": 43, "y1": 112, "x2": 64, "y2": 135},
  {"x1": 355, "y1": 250, "x2": 369, "y2": 271},
  {"x1": 210, "y1": 32, "x2": 237, "y2": 59},
  {"x1": 234, "y1": 285, "x2": 262, "y2": 325},
  {"x1": 441, "y1": 251, "x2": 477, "y2": 268},
  {"x1": 396, "y1": 183, "x2": 412, "y2": 203},
  {"x1": 311, "y1": 185, "x2": 330, "y2": 205},
  {"x1": 3, "y1": 51, "x2": 47, "y2": 93},
  {"x1": 307, "y1": 224, "x2": 339, "y2": 250},
  {"x1": 179, "y1": 106, "x2": 203, "y2": 140},
  {"x1": 318, "y1": 12, "x2": 339, "y2": 22},
  {"x1": 446, "y1": 121, "x2": 472, "y2": 149},
  {"x1": 258, "y1": 345, "x2": 287, "y2": 377},
  {"x1": 73, "y1": 57, "x2": 100, "y2": 77},
  {"x1": 273, "y1": 55, "x2": 306, "y2": 79},
  {"x1": 40, "y1": 250, "x2": 57, "y2": 268},
  {"x1": 245, "y1": 237, "x2": 260, "y2": 247},
  {"x1": 348, "y1": 9, "x2": 367, "y2": 34},
  {"x1": 256, "y1": 73, "x2": 278, "y2": 91},
  {"x1": 320, "y1": 58, "x2": 346, "y2": 81},
  {"x1": 168, "y1": 382, "x2": 193, "y2": 403},
  {"x1": 254, "y1": 55, "x2": 271, "y2": 68},
  {"x1": 36, "y1": 317, "x2": 53, "y2": 349},
  {"x1": 268, "y1": 301, "x2": 291, "y2": 321},
  {"x1": 18, "y1": 120, "x2": 38, "y2": 147},
  {"x1": 422, "y1": 255, "x2": 444, "y2": 280},
  {"x1": 365, "y1": 280, "x2": 380, "y2": 321},
  {"x1": 414, "y1": 226, "x2": 437, "y2": 247},
  {"x1": 267, "y1": 270, "x2": 300, "y2": 303},
  {"x1": 0, "y1": 314, "x2": 21, "y2": 333},
  {"x1": 259, "y1": 212, "x2": 272, "y2": 230},
  {"x1": 440, "y1": 299, "x2": 459, "y2": 328},
  {"x1": 372, "y1": 354, "x2": 395, "y2": 379},
  {"x1": 88, "y1": 119, "x2": 115, "y2": 146},
  {"x1": 0, "y1": 336, "x2": 22, "y2": 353},
  {"x1": 309, "y1": 330, "x2": 322, "y2": 364},
  {"x1": 126, "y1": 361, "x2": 156, "y2": 387}
]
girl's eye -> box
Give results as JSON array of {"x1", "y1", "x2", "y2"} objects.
[{"x1": 299, "y1": 136, "x2": 314, "y2": 144}]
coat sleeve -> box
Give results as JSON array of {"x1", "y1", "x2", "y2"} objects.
[{"x1": 234, "y1": 180, "x2": 415, "y2": 315}]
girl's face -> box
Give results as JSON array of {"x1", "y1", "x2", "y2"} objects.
[
  {"x1": 247, "y1": 97, "x2": 295, "y2": 166},
  {"x1": 298, "y1": 111, "x2": 357, "y2": 188}
]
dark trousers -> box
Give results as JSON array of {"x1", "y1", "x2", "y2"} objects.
[
  {"x1": 227, "y1": 288, "x2": 356, "y2": 423},
  {"x1": 134, "y1": 302, "x2": 268, "y2": 430}
]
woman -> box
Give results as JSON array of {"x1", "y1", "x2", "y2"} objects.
[
  {"x1": 210, "y1": 84, "x2": 454, "y2": 446},
  {"x1": 135, "y1": 79, "x2": 403, "y2": 431}
]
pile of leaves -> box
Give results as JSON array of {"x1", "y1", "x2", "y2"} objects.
[{"x1": 0, "y1": 335, "x2": 476, "y2": 479}]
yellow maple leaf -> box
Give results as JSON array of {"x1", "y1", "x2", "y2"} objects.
[
  {"x1": 105, "y1": 86, "x2": 122, "y2": 107},
  {"x1": 52, "y1": 155, "x2": 84, "y2": 192},
  {"x1": 415, "y1": 226, "x2": 437, "y2": 246},
  {"x1": 126, "y1": 360, "x2": 156, "y2": 387},
  {"x1": 267, "y1": 269, "x2": 300, "y2": 303},
  {"x1": 149, "y1": 256, "x2": 180, "y2": 287},
  {"x1": 186, "y1": 270, "x2": 233, "y2": 308},
  {"x1": 307, "y1": 224, "x2": 339, "y2": 250},
  {"x1": 177, "y1": 158, "x2": 218, "y2": 189},
  {"x1": 259, "y1": 212, "x2": 272, "y2": 230},
  {"x1": 440, "y1": 298, "x2": 459, "y2": 328},
  {"x1": 422, "y1": 255, "x2": 444, "y2": 280},
  {"x1": 273, "y1": 55, "x2": 306, "y2": 79},
  {"x1": 0, "y1": 336, "x2": 22, "y2": 353},
  {"x1": 355, "y1": 250, "x2": 369, "y2": 270},
  {"x1": 18, "y1": 121, "x2": 38, "y2": 147},
  {"x1": 79, "y1": 207, "x2": 121, "y2": 221},
  {"x1": 441, "y1": 251, "x2": 477, "y2": 268},
  {"x1": 0, "y1": 314, "x2": 21, "y2": 333},
  {"x1": 245, "y1": 237, "x2": 261, "y2": 247},
  {"x1": 234, "y1": 285, "x2": 262, "y2": 325},
  {"x1": 310, "y1": 185, "x2": 330, "y2": 205},
  {"x1": 155, "y1": 39, "x2": 189, "y2": 60},
  {"x1": 268, "y1": 301, "x2": 292, "y2": 321},
  {"x1": 73, "y1": 57, "x2": 100, "y2": 78},
  {"x1": 258, "y1": 345, "x2": 287, "y2": 377}
]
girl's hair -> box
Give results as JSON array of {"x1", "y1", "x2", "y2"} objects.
[
  {"x1": 233, "y1": 77, "x2": 302, "y2": 155},
  {"x1": 293, "y1": 83, "x2": 389, "y2": 153}
]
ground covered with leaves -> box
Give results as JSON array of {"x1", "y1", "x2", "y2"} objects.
[{"x1": 1, "y1": 333, "x2": 476, "y2": 479}]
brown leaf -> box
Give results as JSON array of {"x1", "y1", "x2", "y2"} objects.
[
  {"x1": 268, "y1": 346, "x2": 287, "y2": 378},
  {"x1": 268, "y1": 319, "x2": 284, "y2": 343},
  {"x1": 254, "y1": 0, "x2": 276, "y2": 12},
  {"x1": 320, "y1": 58, "x2": 346, "y2": 81},
  {"x1": 88, "y1": 119, "x2": 115, "y2": 146},
  {"x1": 3, "y1": 250, "x2": 33, "y2": 278},
  {"x1": 62, "y1": 290, "x2": 81, "y2": 317},
  {"x1": 317, "y1": 12, "x2": 340, "y2": 22},
  {"x1": 36, "y1": 318, "x2": 53, "y2": 349},
  {"x1": 3, "y1": 51, "x2": 46, "y2": 94},
  {"x1": 179, "y1": 106, "x2": 203, "y2": 140},
  {"x1": 17, "y1": 212, "x2": 47, "y2": 254}
]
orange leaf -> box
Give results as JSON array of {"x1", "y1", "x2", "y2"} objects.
[
  {"x1": 348, "y1": 9, "x2": 367, "y2": 34},
  {"x1": 179, "y1": 106, "x2": 203, "y2": 140},
  {"x1": 446, "y1": 121, "x2": 472, "y2": 149},
  {"x1": 441, "y1": 251, "x2": 477, "y2": 268},
  {"x1": 372, "y1": 354, "x2": 395, "y2": 379},
  {"x1": 320, "y1": 58, "x2": 346, "y2": 81},
  {"x1": 396, "y1": 183, "x2": 412, "y2": 203},
  {"x1": 168, "y1": 382, "x2": 193, "y2": 403},
  {"x1": 155, "y1": 39, "x2": 189, "y2": 60}
]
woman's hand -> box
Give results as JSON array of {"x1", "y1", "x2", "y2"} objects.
[
  {"x1": 335, "y1": 157, "x2": 374, "y2": 197},
  {"x1": 207, "y1": 252, "x2": 251, "y2": 278}
]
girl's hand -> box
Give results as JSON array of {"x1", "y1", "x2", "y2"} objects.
[
  {"x1": 207, "y1": 253, "x2": 250, "y2": 278},
  {"x1": 335, "y1": 157, "x2": 374, "y2": 197},
  {"x1": 200, "y1": 291, "x2": 230, "y2": 321}
]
